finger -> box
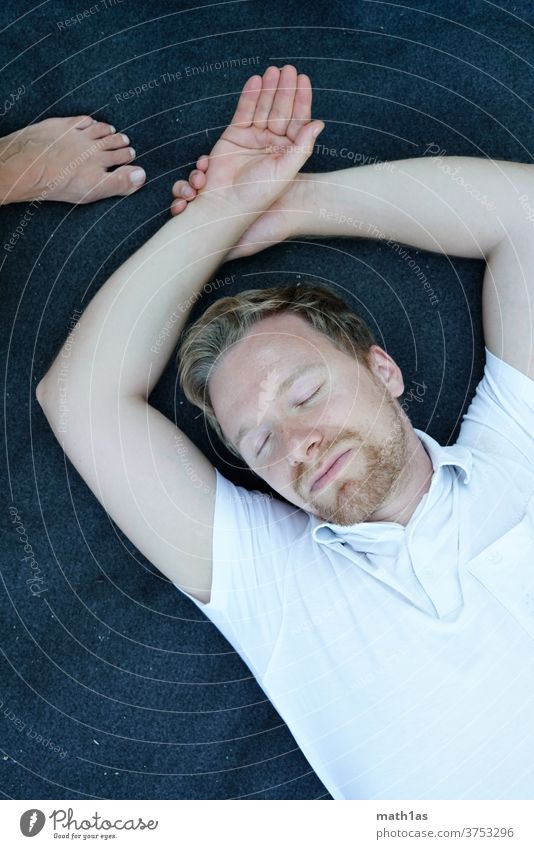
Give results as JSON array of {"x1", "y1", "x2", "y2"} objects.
[
  {"x1": 267, "y1": 65, "x2": 297, "y2": 136},
  {"x1": 230, "y1": 74, "x2": 263, "y2": 129},
  {"x1": 196, "y1": 154, "x2": 209, "y2": 172},
  {"x1": 277, "y1": 120, "x2": 324, "y2": 177},
  {"x1": 189, "y1": 169, "x2": 206, "y2": 190},
  {"x1": 172, "y1": 179, "x2": 185, "y2": 198},
  {"x1": 171, "y1": 198, "x2": 188, "y2": 216},
  {"x1": 253, "y1": 66, "x2": 281, "y2": 130},
  {"x1": 172, "y1": 179, "x2": 196, "y2": 199},
  {"x1": 286, "y1": 74, "x2": 312, "y2": 142}
]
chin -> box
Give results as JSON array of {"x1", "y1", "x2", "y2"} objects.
[{"x1": 310, "y1": 477, "x2": 391, "y2": 526}]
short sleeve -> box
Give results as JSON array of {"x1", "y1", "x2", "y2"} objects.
[
  {"x1": 175, "y1": 467, "x2": 310, "y2": 679},
  {"x1": 457, "y1": 346, "x2": 534, "y2": 464}
]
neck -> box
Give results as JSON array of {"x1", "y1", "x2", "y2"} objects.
[{"x1": 368, "y1": 431, "x2": 434, "y2": 526}]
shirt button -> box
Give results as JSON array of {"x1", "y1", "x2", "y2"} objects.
[{"x1": 486, "y1": 550, "x2": 503, "y2": 564}]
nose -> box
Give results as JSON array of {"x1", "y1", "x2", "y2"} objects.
[{"x1": 284, "y1": 425, "x2": 323, "y2": 466}]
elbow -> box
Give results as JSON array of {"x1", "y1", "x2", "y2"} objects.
[
  {"x1": 36, "y1": 377, "x2": 53, "y2": 408},
  {"x1": 36, "y1": 379, "x2": 46, "y2": 407},
  {"x1": 36, "y1": 377, "x2": 63, "y2": 435}
]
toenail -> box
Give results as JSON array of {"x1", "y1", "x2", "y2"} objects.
[
  {"x1": 121, "y1": 134, "x2": 129, "y2": 144},
  {"x1": 109, "y1": 125, "x2": 116, "y2": 134},
  {"x1": 130, "y1": 168, "x2": 145, "y2": 184},
  {"x1": 183, "y1": 186, "x2": 194, "y2": 198},
  {"x1": 129, "y1": 147, "x2": 136, "y2": 158}
]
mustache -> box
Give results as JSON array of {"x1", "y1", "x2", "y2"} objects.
[{"x1": 293, "y1": 432, "x2": 362, "y2": 491}]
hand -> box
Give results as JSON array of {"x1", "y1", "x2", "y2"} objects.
[
  {"x1": 170, "y1": 65, "x2": 323, "y2": 217},
  {"x1": 172, "y1": 158, "x2": 311, "y2": 261}
]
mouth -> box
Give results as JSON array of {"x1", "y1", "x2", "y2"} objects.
[{"x1": 310, "y1": 448, "x2": 353, "y2": 495}]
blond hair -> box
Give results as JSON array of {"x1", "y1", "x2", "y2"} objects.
[{"x1": 176, "y1": 281, "x2": 376, "y2": 457}]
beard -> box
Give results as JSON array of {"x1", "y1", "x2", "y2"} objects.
[{"x1": 294, "y1": 394, "x2": 410, "y2": 526}]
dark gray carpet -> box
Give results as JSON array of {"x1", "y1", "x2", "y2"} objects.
[{"x1": 1, "y1": 0, "x2": 533, "y2": 799}]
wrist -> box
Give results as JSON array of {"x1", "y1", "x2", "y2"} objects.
[
  {"x1": 187, "y1": 187, "x2": 266, "y2": 227},
  {"x1": 173, "y1": 190, "x2": 262, "y2": 236},
  {"x1": 289, "y1": 171, "x2": 329, "y2": 238}
]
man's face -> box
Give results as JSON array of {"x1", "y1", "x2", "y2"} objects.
[{"x1": 209, "y1": 312, "x2": 412, "y2": 525}]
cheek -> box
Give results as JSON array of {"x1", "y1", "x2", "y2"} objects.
[
  {"x1": 253, "y1": 457, "x2": 285, "y2": 485},
  {"x1": 318, "y1": 391, "x2": 359, "y2": 429}
]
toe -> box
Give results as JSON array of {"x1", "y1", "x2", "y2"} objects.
[
  {"x1": 111, "y1": 165, "x2": 146, "y2": 195},
  {"x1": 99, "y1": 132, "x2": 130, "y2": 150},
  {"x1": 104, "y1": 147, "x2": 136, "y2": 167},
  {"x1": 171, "y1": 198, "x2": 187, "y2": 215},
  {"x1": 196, "y1": 155, "x2": 209, "y2": 171},
  {"x1": 86, "y1": 165, "x2": 145, "y2": 200},
  {"x1": 88, "y1": 121, "x2": 116, "y2": 139},
  {"x1": 73, "y1": 115, "x2": 94, "y2": 129}
]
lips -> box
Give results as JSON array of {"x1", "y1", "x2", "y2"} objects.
[{"x1": 310, "y1": 448, "x2": 353, "y2": 494}]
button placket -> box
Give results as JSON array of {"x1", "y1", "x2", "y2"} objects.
[
  {"x1": 405, "y1": 471, "x2": 467, "y2": 619},
  {"x1": 331, "y1": 539, "x2": 435, "y2": 615}
]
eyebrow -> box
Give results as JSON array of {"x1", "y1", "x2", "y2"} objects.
[{"x1": 233, "y1": 363, "x2": 325, "y2": 451}]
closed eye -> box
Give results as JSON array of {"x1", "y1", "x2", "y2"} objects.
[
  {"x1": 295, "y1": 385, "x2": 322, "y2": 407},
  {"x1": 255, "y1": 385, "x2": 324, "y2": 458},
  {"x1": 256, "y1": 433, "x2": 271, "y2": 458}
]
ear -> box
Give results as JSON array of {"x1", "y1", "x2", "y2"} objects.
[{"x1": 366, "y1": 345, "x2": 405, "y2": 398}]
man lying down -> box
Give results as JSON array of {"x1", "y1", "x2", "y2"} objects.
[{"x1": 38, "y1": 65, "x2": 534, "y2": 800}]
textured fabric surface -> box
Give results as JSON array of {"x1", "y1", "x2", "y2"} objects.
[{"x1": 1, "y1": 0, "x2": 532, "y2": 800}]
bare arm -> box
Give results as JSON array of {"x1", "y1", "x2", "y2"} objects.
[
  {"x1": 36, "y1": 66, "x2": 323, "y2": 604},
  {"x1": 37, "y1": 194, "x2": 250, "y2": 603},
  {"x1": 210, "y1": 156, "x2": 534, "y2": 381},
  {"x1": 293, "y1": 158, "x2": 534, "y2": 379}
]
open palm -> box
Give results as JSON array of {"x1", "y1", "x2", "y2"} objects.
[{"x1": 171, "y1": 66, "x2": 323, "y2": 214}]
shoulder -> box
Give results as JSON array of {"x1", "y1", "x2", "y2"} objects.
[{"x1": 457, "y1": 346, "x2": 534, "y2": 464}]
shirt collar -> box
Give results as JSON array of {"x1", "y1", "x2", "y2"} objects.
[{"x1": 309, "y1": 428, "x2": 472, "y2": 544}]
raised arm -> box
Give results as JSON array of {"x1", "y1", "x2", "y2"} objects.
[
  {"x1": 196, "y1": 155, "x2": 534, "y2": 381},
  {"x1": 297, "y1": 158, "x2": 534, "y2": 380},
  {"x1": 36, "y1": 66, "x2": 323, "y2": 604}
]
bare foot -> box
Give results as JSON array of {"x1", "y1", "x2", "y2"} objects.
[
  {"x1": 170, "y1": 152, "x2": 307, "y2": 260},
  {"x1": 0, "y1": 115, "x2": 146, "y2": 205}
]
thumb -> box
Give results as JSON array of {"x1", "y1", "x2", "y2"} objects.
[{"x1": 279, "y1": 120, "x2": 325, "y2": 176}]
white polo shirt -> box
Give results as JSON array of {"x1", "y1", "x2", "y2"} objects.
[{"x1": 178, "y1": 348, "x2": 534, "y2": 800}]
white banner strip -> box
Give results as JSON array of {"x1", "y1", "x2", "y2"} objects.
[{"x1": 2, "y1": 799, "x2": 534, "y2": 847}]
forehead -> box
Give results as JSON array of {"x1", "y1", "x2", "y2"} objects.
[
  {"x1": 208, "y1": 312, "x2": 349, "y2": 441},
  {"x1": 211, "y1": 311, "x2": 339, "y2": 388}
]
